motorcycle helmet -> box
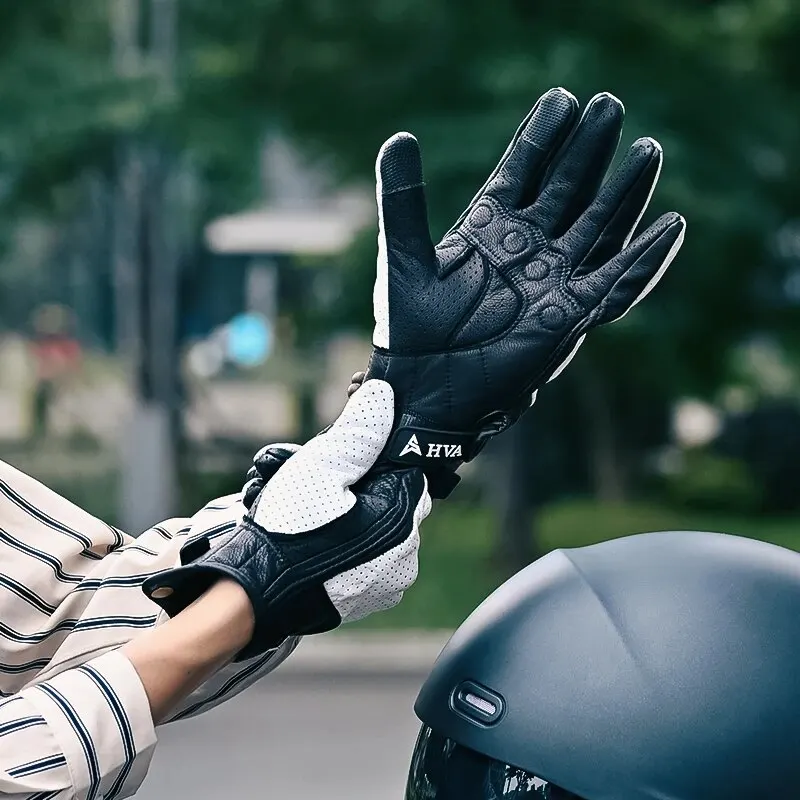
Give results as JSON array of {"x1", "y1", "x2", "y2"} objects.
[{"x1": 407, "y1": 531, "x2": 800, "y2": 799}]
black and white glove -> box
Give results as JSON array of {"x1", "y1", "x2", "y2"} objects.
[
  {"x1": 142, "y1": 380, "x2": 431, "y2": 660},
  {"x1": 364, "y1": 88, "x2": 686, "y2": 498}
]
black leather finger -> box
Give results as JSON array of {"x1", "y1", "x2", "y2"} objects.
[
  {"x1": 482, "y1": 88, "x2": 579, "y2": 208},
  {"x1": 242, "y1": 477, "x2": 264, "y2": 511},
  {"x1": 570, "y1": 211, "x2": 685, "y2": 322},
  {"x1": 531, "y1": 93, "x2": 624, "y2": 236},
  {"x1": 242, "y1": 446, "x2": 298, "y2": 510},
  {"x1": 561, "y1": 137, "x2": 663, "y2": 273},
  {"x1": 252, "y1": 446, "x2": 297, "y2": 481}
]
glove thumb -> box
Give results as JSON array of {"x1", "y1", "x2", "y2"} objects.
[
  {"x1": 313, "y1": 377, "x2": 395, "y2": 478},
  {"x1": 374, "y1": 133, "x2": 435, "y2": 349}
]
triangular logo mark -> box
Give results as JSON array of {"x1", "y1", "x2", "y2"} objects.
[{"x1": 399, "y1": 434, "x2": 422, "y2": 457}]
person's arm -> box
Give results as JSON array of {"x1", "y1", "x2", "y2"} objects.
[
  {"x1": 146, "y1": 492, "x2": 304, "y2": 725},
  {"x1": 122, "y1": 577, "x2": 254, "y2": 724},
  {"x1": 0, "y1": 578, "x2": 254, "y2": 800},
  {"x1": 0, "y1": 447, "x2": 292, "y2": 730}
]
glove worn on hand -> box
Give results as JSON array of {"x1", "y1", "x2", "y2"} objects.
[
  {"x1": 365, "y1": 88, "x2": 686, "y2": 498},
  {"x1": 142, "y1": 381, "x2": 431, "y2": 660}
]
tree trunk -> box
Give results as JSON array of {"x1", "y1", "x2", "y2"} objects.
[
  {"x1": 576, "y1": 361, "x2": 627, "y2": 503},
  {"x1": 298, "y1": 379, "x2": 319, "y2": 443},
  {"x1": 494, "y1": 410, "x2": 542, "y2": 578}
]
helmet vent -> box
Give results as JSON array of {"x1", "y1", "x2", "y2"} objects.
[
  {"x1": 464, "y1": 692, "x2": 496, "y2": 716},
  {"x1": 450, "y1": 680, "x2": 506, "y2": 726}
]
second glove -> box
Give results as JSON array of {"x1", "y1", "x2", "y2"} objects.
[{"x1": 142, "y1": 380, "x2": 431, "y2": 659}]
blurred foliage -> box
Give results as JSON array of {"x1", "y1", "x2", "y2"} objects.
[
  {"x1": 715, "y1": 399, "x2": 800, "y2": 511},
  {"x1": 4, "y1": 1, "x2": 800, "y2": 540},
  {"x1": 178, "y1": 465, "x2": 245, "y2": 518},
  {"x1": 661, "y1": 448, "x2": 762, "y2": 514}
]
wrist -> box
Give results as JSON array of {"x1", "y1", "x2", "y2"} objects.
[
  {"x1": 123, "y1": 578, "x2": 255, "y2": 723},
  {"x1": 179, "y1": 578, "x2": 255, "y2": 661}
]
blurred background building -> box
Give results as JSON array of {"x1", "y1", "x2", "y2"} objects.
[{"x1": 2, "y1": 2, "x2": 800, "y2": 795}]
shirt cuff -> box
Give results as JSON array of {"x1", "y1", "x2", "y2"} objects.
[{"x1": 22, "y1": 650, "x2": 157, "y2": 800}]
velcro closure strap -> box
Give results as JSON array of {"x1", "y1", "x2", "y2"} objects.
[
  {"x1": 385, "y1": 426, "x2": 477, "y2": 465},
  {"x1": 383, "y1": 426, "x2": 477, "y2": 500},
  {"x1": 384, "y1": 414, "x2": 515, "y2": 498}
]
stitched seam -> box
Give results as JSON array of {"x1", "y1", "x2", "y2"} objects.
[{"x1": 446, "y1": 353, "x2": 453, "y2": 418}]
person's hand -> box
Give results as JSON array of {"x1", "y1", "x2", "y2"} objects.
[
  {"x1": 142, "y1": 380, "x2": 431, "y2": 660},
  {"x1": 363, "y1": 88, "x2": 685, "y2": 498}
]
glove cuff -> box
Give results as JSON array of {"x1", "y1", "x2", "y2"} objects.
[{"x1": 142, "y1": 561, "x2": 341, "y2": 661}]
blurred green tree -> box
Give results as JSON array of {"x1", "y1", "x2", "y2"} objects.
[
  {"x1": 3, "y1": 0, "x2": 800, "y2": 566},
  {"x1": 212, "y1": 0, "x2": 800, "y2": 566}
]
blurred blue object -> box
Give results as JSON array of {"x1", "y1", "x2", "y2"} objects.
[{"x1": 226, "y1": 313, "x2": 273, "y2": 367}]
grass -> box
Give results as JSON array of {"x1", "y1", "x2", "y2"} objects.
[{"x1": 347, "y1": 498, "x2": 800, "y2": 631}]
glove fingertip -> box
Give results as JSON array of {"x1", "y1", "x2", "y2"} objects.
[
  {"x1": 376, "y1": 132, "x2": 424, "y2": 194},
  {"x1": 632, "y1": 135, "x2": 663, "y2": 157},
  {"x1": 242, "y1": 479, "x2": 262, "y2": 510},
  {"x1": 523, "y1": 88, "x2": 579, "y2": 147},
  {"x1": 548, "y1": 86, "x2": 578, "y2": 102},
  {"x1": 663, "y1": 211, "x2": 686, "y2": 231},
  {"x1": 538, "y1": 87, "x2": 579, "y2": 118},
  {"x1": 586, "y1": 92, "x2": 625, "y2": 117},
  {"x1": 635, "y1": 211, "x2": 685, "y2": 250}
]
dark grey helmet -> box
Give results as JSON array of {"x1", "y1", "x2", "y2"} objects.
[{"x1": 407, "y1": 531, "x2": 800, "y2": 800}]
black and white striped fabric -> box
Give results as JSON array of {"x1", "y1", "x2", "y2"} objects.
[{"x1": 0, "y1": 458, "x2": 298, "y2": 799}]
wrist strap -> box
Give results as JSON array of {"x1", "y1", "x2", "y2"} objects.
[
  {"x1": 383, "y1": 414, "x2": 511, "y2": 499},
  {"x1": 385, "y1": 426, "x2": 477, "y2": 465}
]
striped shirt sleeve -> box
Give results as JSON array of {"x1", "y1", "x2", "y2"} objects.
[
  {"x1": 0, "y1": 457, "x2": 306, "y2": 797},
  {"x1": 154, "y1": 494, "x2": 304, "y2": 724},
  {"x1": 0, "y1": 650, "x2": 156, "y2": 800}
]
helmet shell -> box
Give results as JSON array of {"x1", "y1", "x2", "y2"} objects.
[{"x1": 415, "y1": 531, "x2": 800, "y2": 800}]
